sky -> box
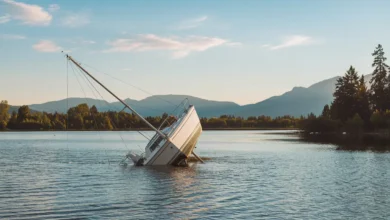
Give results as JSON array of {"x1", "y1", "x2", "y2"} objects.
[{"x1": 1, "y1": 0, "x2": 390, "y2": 106}]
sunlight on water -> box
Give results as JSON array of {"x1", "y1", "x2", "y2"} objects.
[{"x1": 1, "y1": 131, "x2": 390, "y2": 219}]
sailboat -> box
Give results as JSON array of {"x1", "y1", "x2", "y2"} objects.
[{"x1": 66, "y1": 55, "x2": 203, "y2": 166}]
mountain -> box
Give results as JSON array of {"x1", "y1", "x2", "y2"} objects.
[
  {"x1": 25, "y1": 95, "x2": 240, "y2": 118},
  {"x1": 7, "y1": 74, "x2": 373, "y2": 118},
  {"x1": 233, "y1": 74, "x2": 372, "y2": 117}
]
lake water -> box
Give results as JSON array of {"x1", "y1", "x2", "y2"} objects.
[{"x1": 1, "y1": 130, "x2": 390, "y2": 219}]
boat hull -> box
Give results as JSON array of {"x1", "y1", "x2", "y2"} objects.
[{"x1": 144, "y1": 106, "x2": 202, "y2": 166}]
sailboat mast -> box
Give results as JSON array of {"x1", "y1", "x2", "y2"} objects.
[{"x1": 66, "y1": 55, "x2": 167, "y2": 138}]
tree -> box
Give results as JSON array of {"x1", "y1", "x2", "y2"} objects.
[
  {"x1": 344, "y1": 113, "x2": 364, "y2": 134},
  {"x1": 90, "y1": 105, "x2": 98, "y2": 115},
  {"x1": 356, "y1": 75, "x2": 371, "y2": 124},
  {"x1": 332, "y1": 66, "x2": 360, "y2": 122},
  {"x1": 321, "y1": 104, "x2": 331, "y2": 118},
  {"x1": 370, "y1": 110, "x2": 385, "y2": 130},
  {"x1": 17, "y1": 105, "x2": 30, "y2": 122},
  {"x1": 76, "y1": 103, "x2": 90, "y2": 117},
  {"x1": 369, "y1": 44, "x2": 389, "y2": 111},
  {"x1": 103, "y1": 116, "x2": 113, "y2": 130},
  {"x1": 0, "y1": 100, "x2": 10, "y2": 129}
]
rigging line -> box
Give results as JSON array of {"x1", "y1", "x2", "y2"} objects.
[
  {"x1": 66, "y1": 59, "x2": 69, "y2": 166},
  {"x1": 69, "y1": 63, "x2": 114, "y2": 164},
  {"x1": 73, "y1": 63, "x2": 152, "y2": 140},
  {"x1": 69, "y1": 57, "x2": 174, "y2": 117},
  {"x1": 74, "y1": 64, "x2": 168, "y2": 114},
  {"x1": 73, "y1": 64, "x2": 134, "y2": 148},
  {"x1": 80, "y1": 62, "x2": 179, "y2": 108},
  {"x1": 73, "y1": 63, "x2": 151, "y2": 140}
]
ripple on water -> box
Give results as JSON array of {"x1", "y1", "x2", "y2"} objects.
[{"x1": 0, "y1": 131, "x2": 390, "y2": 219}]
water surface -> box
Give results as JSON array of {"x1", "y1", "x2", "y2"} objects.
[{"x1": 1, "y1": 131, "x2": 390, "y2": 219}]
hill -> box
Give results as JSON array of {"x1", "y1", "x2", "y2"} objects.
[
  {"x1": 7, "y1": 74, "x2": 373, "y2": 118},
  {"x1": 233, "y1": 74, "x2": 372, "y2": 117}
]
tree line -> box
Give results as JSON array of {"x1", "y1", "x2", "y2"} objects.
[
  {"x1": 0, "y1": 102, "x2": 300, "y2": 131},
  {"x1": 301, "y1": 44, "x2": 390, "y2": 133}
]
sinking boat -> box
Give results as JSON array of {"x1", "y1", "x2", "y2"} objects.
[{"x1": 66, "y1": 55, "x2": 203, "y2": 166}]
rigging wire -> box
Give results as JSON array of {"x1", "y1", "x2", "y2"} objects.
[
  {"x1": 69, "y1": 57, "x2": 189, "y2": 132},
  {"x1": 66, "y1": 58, "x2": 69, "y2": 166},
  {"x1": 72, "y1": 61, "x2": 171, "y2": 115},
  {"x1": 72, "y1": 62, "x2": 153, "y2": 140},
  {"x1": 69, "y1": 62, "x2": 114, "y2": 163},
  {"x1": 72, "y1": 63, "x2": 137, "y2": 144},
  {"x1": 72, "y1": 62, "x2": 152, "y2": 140},
  {"x1": 80, "y1": 62, "x2": 179, "y2": 108}
]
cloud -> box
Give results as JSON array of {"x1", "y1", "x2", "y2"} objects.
[
  {"x1": 2, "y1": 0, "x2": 52, "y2": 26},
  {"x1": 177, "y1": 15, "x2": 208, "y2": 30},
  {"x1": 0, "y1": 14, "x2": 11, "y2": 23},
  {"x1": 48, "y1": 4, "x2": 60, "y2": 12},
  {"x1": 104, "y1": 34, "x2": 229, "y2": 58},
  {"x1": 68, "y1": 39, "x2": 96, "y2": 45},
  {"x1": 62, "y1": 12, "x2": 90, "y2": 27},
  {"x1": 226, "y1": 42, "x2": 242, "y2": 47},
  {"x1": 122, "y1": 68, "x2": 132, "y2": 72},
  {"x1": 269, "y1": 35, "x2": 314, "y2": 50},
  {"x1": 0, "y1": 34, "x2": 26, "y2": 39},
  {"x1": 33, "y1": 40, "x2": 62, "y2": 52},
  {"x1": 82, "y1": 40, "x2": 95, "y2": 44}
]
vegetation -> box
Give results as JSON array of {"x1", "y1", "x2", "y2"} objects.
[
  {"x1": 0, "y1": 102, "x2": 301, "y2": 131},
  {"x1": 300, "y1": 44, "x2": 390, "y2": 135}
]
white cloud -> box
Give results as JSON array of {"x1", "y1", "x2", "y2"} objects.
[
  {"x1": 68, "y1": 39, "x2": 96, "y2": 45},
  {"x1": 62, "y1": 12, "x2": 90, "y2": 28},
  {"x1": 2, "y1": 0, "x2": 52, "y2": 26},
  {"x1": 177, "y1": 15, "x2": 208, "y2": 30},
  {"x1": 122, "y1": 68, "x2": 132, "y2": 72},
  {"x1": 104, "y1": 34, "x2": 229, "y2": 58},
  {"x1": 82, "y1": 40, "x2": 95, "y2": 44},
  {"x1": 48, "y1": 4, "x2": 60, "y2": 12},
  {"x1": 0, "y1": 34, "x2": 26, "y2": 39},
  {"x1": 226, "y1": 42, "x2": 242, "y2": 47},
  {"x1": 0, "y1": 14, "x2": 11, "y2": 23},
  {"x1": 269, "y1": 35, "x2": 314, "y2": 50},
  {"x1": 33, "y1": 40, "x2": 62, "y2": 52}
]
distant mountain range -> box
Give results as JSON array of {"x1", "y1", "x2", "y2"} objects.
[{"x1": 8, "y1": 74, "x2": 373, "y2": 118}]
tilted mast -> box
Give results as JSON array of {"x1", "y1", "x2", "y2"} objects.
[{"x1": 66, "y1": 55, "x2": 167, "y2": 139}]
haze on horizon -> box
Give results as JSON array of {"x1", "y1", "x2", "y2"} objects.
[{"x1": 1, "y1": 0, "x2": 390, "y2": 106}]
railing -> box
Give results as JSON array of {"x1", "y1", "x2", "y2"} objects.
[
  {"x1": 146, "y1": 98, "x2": 191, "y2": 153},
  {"x1": 158, "y1": 98, "x2": 190, "y2": 131}
]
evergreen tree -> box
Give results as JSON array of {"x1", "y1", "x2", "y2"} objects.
[
  {"x1": 356, "y1": 75, "x2": 371, "y2": 124},
  {"x1": 321, "y1": 104, "x2": 331, "y2": 118},
  {"x1": 369, "y1": 44, "x2": 389, "y2": 111},
  {"x1": 332, "y1": 66, "x2": 360, "y2": 122}
]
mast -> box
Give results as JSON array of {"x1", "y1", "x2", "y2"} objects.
[{"x1": 66, "y1": 55, "x2": 167, "y2": 139}]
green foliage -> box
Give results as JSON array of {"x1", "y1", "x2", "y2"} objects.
[
  {"x1": 2, "y1": 102, "x2": 304, "y2": 131},
  {"x1": 332, "y1": 66, "x2": 362, "y2": 122},
  {"x1": 344, "y1": 113, "x2": 364, "y2": 133},
  {"x1": 370, "y1": 44, "x2": 389, "y2": 111},
  {"x1": 303, "y1": 44, "x2": 390, "y2": 134},
  {"x1": 0, "y1": 100, "x2": 10, "y2": 129},
  {"x1": 321, "y1": 104, "x2": 331, "y2": 119},
  {"x1": 17, "y1": 105, "x2": 30, "y2": 122}
]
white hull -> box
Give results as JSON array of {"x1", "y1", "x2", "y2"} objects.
[{"x1": 129, "y1": 105, "x2": 202, "y2": 166}]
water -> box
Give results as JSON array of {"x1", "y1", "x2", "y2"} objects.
[{"x1": 1, "y1": 131, "x2": 390, "y2": 219}]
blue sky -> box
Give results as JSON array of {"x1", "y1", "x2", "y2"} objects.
[{"x1": 1, "y1": 0, "x2": 390, "y2": 106}]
